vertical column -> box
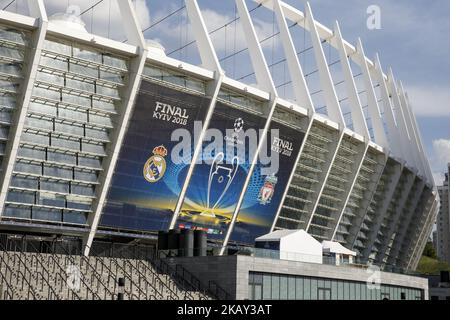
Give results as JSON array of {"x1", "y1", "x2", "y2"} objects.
[
  {"x1": 408, "y1": 197, "x2": 438, "y2": 270},
  {"x1": 334, "y1": 22, "x2": 369, "y2": 139},
  {"x1": 331, "y1": 142, "x2": 369, "y2": 240},
  {"x1": 83, "y1": 0, "x2": 148, "y2": 255},
  {"x1": 170, "y1": 0, "x2": 224, "y2": 228},
  {"x1": 234, "y1": 0, "x2": 276, "y2": 94},
  {"x1": 273, "y1": 0, "x2": 314, "y2": 113},
  {"x1": 372, "y1": 54, "x2": 402, "y2": 160},
  {"x1": 303, "y1": 3, "x2": 347, "y2": 232},
  {"x1": 407, "y1": 96, "x2": 434, "y2": 185},
  {"x1": 400, "y1": 189, "x2": 434, "y2": 269},
  {"x1": 271, "y1": 116, "x2": 313, "y2": 231},
  {"x1": 376, "y1": 170, "x2": 416, "y2": 264},
  {"x1": 220, "y1": 0, "x2": 279, "y2": 254},
  {"x1": 387, "y1": 179, "x2": 426, "y2": 265},
  {"x1": 305, "y1": 126, "x2": 344, "y2": 231},
  {"x1": 398, "y1": 82, "x2": 425, "y2": 177},
  {"x1": 270, "y1": 0, "x2": 315, "y2": 231},
  {"x1": 305, "y1": 3, "x2": 344, "y2": 126},
  {"x1": 345, "y1": 151, "x2": 387, "y2": 250},
  {"x1": 355, "y1": 39, "x2": 388, "y2": 150},
  {"x1": 0, "y1": 0, "x2": 48, "y2": 217},
  {"x1": 360, "y1": 159, "x2": 402, "y2": 260},
  {"x1": 387, "y1": 69, "x2": 415, "y2": 170}
]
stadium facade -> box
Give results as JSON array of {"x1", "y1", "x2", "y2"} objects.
[{"x1": 0, "y1": 0, "x2": 438, "y2": 273}]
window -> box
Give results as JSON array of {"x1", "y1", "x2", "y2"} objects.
[
  {"x1": 271, "y1": 275, "x2": 280, "y2": 300},
  {"x1": 247, "y1": 266, "x2": 425, "y2": 300}
]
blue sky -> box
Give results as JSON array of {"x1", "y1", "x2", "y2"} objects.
[
  {"x1": 145, "y1": 0, "x2": 450, "y2": 185},
  {"x1": 6, "y1": 0, "x2": 449, "y2": 185}
]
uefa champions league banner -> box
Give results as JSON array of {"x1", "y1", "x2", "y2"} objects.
[
  {"x1": 229, "y1": 121, "x2": 305, "y2": 244},
  {"x1": 100, "y1": 80, "x2": 210, "y2": 231},
  {"x1": 175, "y1": 101, "x2": 267, "y2": 240}
]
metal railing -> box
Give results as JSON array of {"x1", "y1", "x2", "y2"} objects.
[
  {"x1": 0, "y1": 233, "x2": 230, "y2": 300},
  {"x1": 157, "y1": 249, "x2": 231, "y2": 300}
]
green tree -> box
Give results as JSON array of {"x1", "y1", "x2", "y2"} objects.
[{"x1": 422, "y1": 241, "x2": 437, "y2": 259}]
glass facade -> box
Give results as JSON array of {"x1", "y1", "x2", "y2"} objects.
[
  {"x1": 4, "y1": 37, "x2": 129, "y2": 226},
  {"x1": 248, "y1": 272, "x2": 424, "y2": 300},
  {"x1": 309, "y1": 135, "x2": 362, "y2": 240},
  {"x1": 0, "y1": 25, "x2": 29, "y2": 171},
  {"x1": 276, "y1": 121, "x2": 339, "y2": 231},
  {"x1": 335, "y1": 149, "x2": 385, "y2": 253}
]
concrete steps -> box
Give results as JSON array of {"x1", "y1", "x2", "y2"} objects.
[{"x1": 0, "y1": 250, "x2": 212, "y2": 300}]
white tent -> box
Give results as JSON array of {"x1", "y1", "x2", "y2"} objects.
[
  {"x1": 255, "y1": 230, "x2": 323, "y2": 264},
  {"x1": 322, "y1": 241, "x2": 357, "y2": 265},
  {"x1": 322, "y1": 241, "x2": 357, "y2": 256}
]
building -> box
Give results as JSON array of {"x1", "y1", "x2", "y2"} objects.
[
  {"x1": 433, "y1": 230, "x2": 438, "y2": 253},
  {"x1": 0, "y1": 0, "x2": 438, "y2": 277},
  {"x1": 428, "y1": 271, "x2": 450, "y2": 300},
  {"x1": 170, "y1": 254, "x2": 428, "y2": 300},
  {"x1": 437, "y1": 167, "x2": 450, "y2": 262}
]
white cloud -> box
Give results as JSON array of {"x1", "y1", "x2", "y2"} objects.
[
  {"x1": 431, "y1": 139, "x2": 450, "y2": 184},
  {"x1": 200, "y1": 9, "x2": 277, "y2": 52},
  {"x1": 42, "y1": 0, "x2": 150, "y2": 41},
  {"x1": 147, "y1": 6, "x2": 278, "y2": 54},
  {"x1": 404, "y1": 85, "x2": 450, "y2": 117},
  {"x1": 433, "y1": 139, "x2": 450, "y2": 165},
  {"x1": 432, "y1": 171, "x2": 444, "y2": 186}
]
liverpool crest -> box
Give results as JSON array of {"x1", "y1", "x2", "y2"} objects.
[
  {"x1": 258, "y1": 174, "x2": 278, "y2": 205},
  {"x1": 143, "y1": 145, "x2": 168, "y2": 183}
]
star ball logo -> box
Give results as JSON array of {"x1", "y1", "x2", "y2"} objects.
[
  {"x1": 234, "y1": 118, "x2": 244, "y2": 133},
  {"x1": 143, "y1": 145, "x2": 168, "y2": 183}
]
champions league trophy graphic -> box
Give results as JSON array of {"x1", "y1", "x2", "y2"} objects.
[{"x1": 200, "y1": 152, "x2": 239, "y2": 218}]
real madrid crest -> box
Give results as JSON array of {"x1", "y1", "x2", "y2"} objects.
[
  {"x1": 258, "y1": 174, "x2": 278, "y2": 205},
  {"x1": 143, "y1": 145, "x2": 168, "y2": 183}
]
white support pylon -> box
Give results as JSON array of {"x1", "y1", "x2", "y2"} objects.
[
  {"x1": 408, "y1": 101, "x2": 434, "y2": 185},
  {"x1": 398, "y1": 82, "x2": 427, "y2": 178},
  {"x1": 273, "y1": 0, "x2": 314, "y2": 113},
  {"x1": 373, "y1": 54, "x2": 402, "y2": 160},
  {"x1": 334, "y1": 21, "x2": 369, "y2": 140},
  {"x1": 83, "y1": 0, "x2": 149, "y2": 256},
  {"x1": 170, "y1": 0, "x2": 225, "y2": 229},
  {"x1": 0, "y1": 0, "x2": 48, "y2": 218},
  {"x1": 356, "y1": 38, "x2": 389, "y2": 150},
  {"x1": 305, "y1": 2, "x2": 345, "y2": 127},
  {"x1": 235, "y1": 0, "x2": 276, "y2": 96},
  {"x1": 271, "y1": 116, "x2": 314, "y2": 232},
  {"x1": 387, "y1": 69, "x2": 415, "y2": 170},
  {"x1": 397, "y1": 81, "x2": 423, "y2": 176},
  {"x1": 220, "y1": 0, "x2": 279, "y2": 255},
  {"x1": 185, "y1": 0, "x2": 223, "y2": 72}
]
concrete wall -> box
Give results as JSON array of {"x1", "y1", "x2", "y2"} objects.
[{"x1": 169, "y1": 255, "x2": 429, "y2": 300}]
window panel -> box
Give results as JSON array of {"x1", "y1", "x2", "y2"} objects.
[
  {"x1": 63, "y1": 210, "x2": 87, "y2": 224},
  {"x1": 310, "y1": 278, "x2": 317, "y2": 300},
  {"x1": 4, "y1": 205, "x2": 31, "y2": 219},
  {"x1": 7, "y1": 190, "x2": 34, "y2": 204},
  {"x1": 271, "y1": 275, "x2": 280, "y2": 300},
  {"x1": 280, "y1": 276, "x2": 288, "y2": 300},
  {"x1": 33, "y1": 207, "x2": 62, "y2": 222},
  {"x1": 262, "y1": 274, "x2": 271, "y2": 300}
]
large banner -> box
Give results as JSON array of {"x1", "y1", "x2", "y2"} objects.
[
  {"x1": 175, "y1": 102, "x2": 267, "y2": 240},
  {"x1": 229, "y1": 121, "x2": 305, "y2": 244},
  {"x1": 100, "y1": 80, "x2": 210, "y2": 232}
]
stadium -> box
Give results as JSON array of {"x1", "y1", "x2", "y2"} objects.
[{"x1": 0, "y1": 0, "x2": 438, "y2": 300}]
